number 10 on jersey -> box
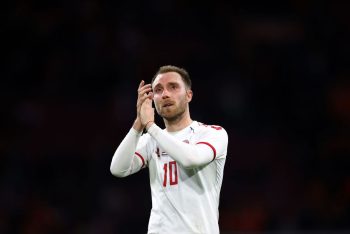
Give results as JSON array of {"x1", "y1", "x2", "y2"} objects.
[{"x1": 163, "y1": 161, "x2": 178, "y2": 187}]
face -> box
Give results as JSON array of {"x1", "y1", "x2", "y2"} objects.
[{"x1": 152, "y1": 72, "x2": 192, "y2": 121}]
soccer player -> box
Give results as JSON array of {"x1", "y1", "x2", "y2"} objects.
[{"x1": 110, "y1": 65, "x2": 228, "y2": 234}]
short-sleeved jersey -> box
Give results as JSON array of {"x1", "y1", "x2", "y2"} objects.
[{"x1": 134, "y1": 121, "x2": 228, "y2": 234}]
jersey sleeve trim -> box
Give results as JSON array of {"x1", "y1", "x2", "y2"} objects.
[
  {"x1": 135, "y1": 152, "x2": 145, "y2": 168},
  {"x1": 196, "y1": 142, "x2": 216, "y2": 161}
]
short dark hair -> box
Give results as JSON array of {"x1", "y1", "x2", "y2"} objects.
[{"x1": 151, "y1": 65, "x2": 192, "y2": 89}]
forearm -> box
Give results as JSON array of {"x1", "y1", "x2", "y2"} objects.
[
  {"x1": 132, "y1": 118, "x2": 144, "y2": 132},
  {"x1": 147, "y1": 124, "x2": 214, "y2": 168},
  {"x1": 110, "y1": 128, "x2": 142, "y2": 177}
]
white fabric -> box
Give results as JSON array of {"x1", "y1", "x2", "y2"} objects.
[
  {"x1": 110, "y1": 121, "x2": 228, "y2": 234},
  {"x1": 110, "y1": 127, "x2": 144, "y2": 177}
]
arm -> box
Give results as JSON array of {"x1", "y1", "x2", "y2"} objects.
[
  {"x1": 110, "y1": 80, "x2": 152, "y2": 177},
  {"x1": 139, "y1": 96, "x2": 226, "y2": 168},
  {"x1": 110, "y1": 128, "x2": 144, "y2": 177},
  {"x1": 146, "y1": 123, "x2": 227, "y2": 168}
]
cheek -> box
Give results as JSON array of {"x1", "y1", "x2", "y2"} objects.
[
  {"x1": 153, "y1": 98, "x2": 160, "y2": 107},
  {"x1": 179, "y1": 93, "x2": 188, "y2": 103},
  {"x1": 153, "y1": 94, "x2": 161, "y2": 100}
]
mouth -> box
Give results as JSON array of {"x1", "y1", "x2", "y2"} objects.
[{"x1": 163, "y1": 102, "x2": 174, "y2": 108}]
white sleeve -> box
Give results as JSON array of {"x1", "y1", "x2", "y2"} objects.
[
  {"x1": 147, "y1": 123, "x2": 228, "y2": 168},
  {"x1": 110, "y1": 128, "x2": 147, "y2": 177}
]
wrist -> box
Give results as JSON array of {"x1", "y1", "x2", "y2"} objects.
[
  {"x1": 145, "y1": 120, "x2": 154, "y2": 130},
  {"x1": 132, "y1": 118, "x2": 143, "y2": 133}
]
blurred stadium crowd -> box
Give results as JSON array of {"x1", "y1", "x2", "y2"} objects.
[{"x1": 2, "y1": 0, "x2": 350, "y2": 233}]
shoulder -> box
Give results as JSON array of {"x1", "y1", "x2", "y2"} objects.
[
  {"x1": 193, "y1": 121, "x2": 226, "y2": 132},
  {"x1": 192, "y1": 121, "x2": 228, "y2": 138}
]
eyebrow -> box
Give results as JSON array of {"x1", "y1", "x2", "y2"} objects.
[
  {"x1": 153, "y1": 81, "x2": 179, "y2": 89},
  {"x1": 153, "y1": 83, "x2": 162, "y2": 90},
  {"x1": 168, "y1": 82, "x2": 179, "y2": 86}
]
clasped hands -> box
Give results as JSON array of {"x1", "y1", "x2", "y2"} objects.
[{"x1": 133, "y1": 80, "x2": 155, "y2": 132}]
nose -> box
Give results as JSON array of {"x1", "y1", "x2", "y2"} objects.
[{"x1": 161, "y1": 89, "x2": 170, "y2": 99}]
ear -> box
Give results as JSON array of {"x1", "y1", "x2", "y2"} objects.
[{"x1": 186, "y1": 89, "x2": 193, "y2": 103}]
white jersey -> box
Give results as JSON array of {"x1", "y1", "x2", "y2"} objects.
[{"x1": 133, "y1": 121, "x2": 228, "y2": 234}]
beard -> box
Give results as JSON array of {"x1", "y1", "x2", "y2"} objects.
[{"x1": 155, "y1": 99, "x2": 187, "y2": 122}]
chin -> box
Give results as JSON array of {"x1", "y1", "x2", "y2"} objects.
[
  {"x1": 163, "y1": 112, "x2": 185, "y2": 122},
  {"x1": 160, "y1": 113, "x2": 174, "y2": 119}
]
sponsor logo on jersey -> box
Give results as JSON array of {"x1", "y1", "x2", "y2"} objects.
[{"x1": 156, "y1": 147, "x2": 168, "y2": 157}]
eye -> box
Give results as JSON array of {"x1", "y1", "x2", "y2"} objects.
[{"x1": 154, "y1": 87, "x2": 162, "y2": 93}]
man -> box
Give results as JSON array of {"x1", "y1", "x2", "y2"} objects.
[{"x1": 110, "y1": 65, "x2": 228, "y2": 234}]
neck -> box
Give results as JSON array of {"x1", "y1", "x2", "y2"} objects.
[{"x1": 163, "y1": 110, "x2": 192, "y2": 132}]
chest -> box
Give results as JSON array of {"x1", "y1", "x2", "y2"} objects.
[{"x1": 147, "y1": 135, "x2": 195, "y2": 187}]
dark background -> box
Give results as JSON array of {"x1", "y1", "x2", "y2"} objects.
[{"x1": 2, "y1": 0, "x2": 350, "y2": 233}]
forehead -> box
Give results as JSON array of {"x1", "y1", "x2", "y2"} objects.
[{"x1": 152, "y1": 72, "x2": 184, "y2": 88}]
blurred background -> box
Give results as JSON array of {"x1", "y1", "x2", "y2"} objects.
[{"x1": 2, "y1": 0, "x2": 350, "y2": 233}]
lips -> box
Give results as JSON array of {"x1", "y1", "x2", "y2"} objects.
[{"x1": 163, "y1": 102, "x2": 174, "y2": 107}]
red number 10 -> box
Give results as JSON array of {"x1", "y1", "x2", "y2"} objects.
[{"x1": 163, "y1": 161, "x2": 178, "y2": 187}]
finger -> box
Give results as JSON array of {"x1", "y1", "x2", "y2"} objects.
[
  {"x1": 147, "y1": 91, "x2": 153, "y2": 99},
  {"x1": 139, "y1": 83, "x2": 151, "y2": 92},
  {"x1": 142, "y1": 92, "x2": 153, "y2": 100},
  {"x1": 139, "y1": 90, "x2": 152, "y2": 100},
  {"x1": 138, "y1": 82, "x2": 152, "y2": 94},
  {"x1": 138, "y1": 93, "x2": 151, "y2": 105},
  {"x1": 138, "y1": 86, "x2": 152, "y2": 97},
  {"x1": 138, "y1": 80, "x2": 145, "y2": 90}
]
